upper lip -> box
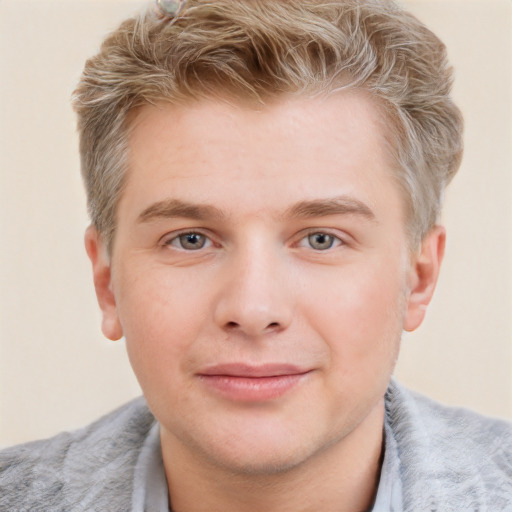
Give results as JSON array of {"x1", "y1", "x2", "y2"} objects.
[{"x1": 197, "y1": 363, "x2": 310, "y2": 378}]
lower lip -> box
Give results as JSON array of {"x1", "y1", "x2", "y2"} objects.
[{"x1": 198, "y1": 373, "x2": 309, "y2": 402}]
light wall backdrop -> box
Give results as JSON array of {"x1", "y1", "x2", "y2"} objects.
[{"x1": 1, "y1": 0, "x2": 511, "y2": 446}]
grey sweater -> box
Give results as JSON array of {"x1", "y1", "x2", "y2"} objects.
[{"x1": 1, "y1": 381, "x2": 511, "y2": 511}]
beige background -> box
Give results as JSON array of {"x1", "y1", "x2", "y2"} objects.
[{"x1": 0, "y1": 0, "x2": 511, "y2": 447}]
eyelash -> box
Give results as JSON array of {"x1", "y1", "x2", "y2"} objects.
[
  {"x1": 298, "y1": 231, "x2": 345, "y2": 251},
  {"x1": 162, "y1": 231, "x2": 214, "y2": 251},
  {"x1": 161, "y1": 230, "x2": 345, "y2": 252}
]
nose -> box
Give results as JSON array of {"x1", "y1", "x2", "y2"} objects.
[{"x1": 213, "y1": 243, "x2": 293, "y2": 338}]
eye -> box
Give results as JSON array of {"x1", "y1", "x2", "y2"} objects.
[
  {"x1": 303, "y1": 232, "x2": 342, "y2": 250},
  {"x1": 165, "y1": 232, "x2": 211, "y2": 251}
]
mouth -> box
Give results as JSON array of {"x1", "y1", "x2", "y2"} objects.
[{"x1": 197, "y1": 363, "x2": 312, "y2": 402}]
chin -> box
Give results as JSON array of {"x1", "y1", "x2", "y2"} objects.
[
  {"x1": 205, "y1": 444, "x2": 321, "y2": 477},
  {"x1": 184, "y1": 421, "x2": 340, "y2": 478}
]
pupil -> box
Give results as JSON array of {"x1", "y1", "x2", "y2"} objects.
[
  {"x1": 309, "y1": 233, "x2": 333, "y2": 250},
  {"x1": 181, "y1": 233, "x2": 204, "y2": 249}
]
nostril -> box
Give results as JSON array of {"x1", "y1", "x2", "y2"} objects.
[{"x1": 223, "y1": 320, "x2": 280, "y2": 332}]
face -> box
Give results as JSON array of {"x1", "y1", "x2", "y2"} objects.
[{"x1": 87, "y1": 92, "x2": 443, "y2": 476}]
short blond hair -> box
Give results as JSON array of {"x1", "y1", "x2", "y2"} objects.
[{"x1": 73, "y1": 0, "x2": 463, "y2": 250}]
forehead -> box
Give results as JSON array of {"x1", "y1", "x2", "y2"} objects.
[
  {"x1": 129, "y1": 91, "x2": 389, "y2": 148},
  {"x1": 121, "y1": 92, "x2": 400, "y2": 222}
]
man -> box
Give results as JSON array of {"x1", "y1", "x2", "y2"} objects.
[{"x1": 1, "y1": 0, "x2": 511, "y2": 510}]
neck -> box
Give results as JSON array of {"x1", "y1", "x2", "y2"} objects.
[{"x1": 161, "y1": 400, "x2": 385, "y2": 512}]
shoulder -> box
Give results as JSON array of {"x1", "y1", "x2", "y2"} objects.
[
  {"x1": 386, "y1": 380, "x2": 512, "y2": 510},
  {"x1": 0, "y1": 397, "x2": 155, "y2": 511},
  {"x1": 388, "y1": 380, "x2": 512, "y2": 456}
]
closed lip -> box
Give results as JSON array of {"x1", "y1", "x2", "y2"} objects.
[
  {"x1": 196, "y1": 363, "x2": 312, "y2": 401},
  {"x1": 197, "y1": 363, "x2": 311, "y2": 378}
]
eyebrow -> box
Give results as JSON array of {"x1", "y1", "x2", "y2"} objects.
[
  {"x1": 285, "y1": 196, "x2": 376, "y2": 221},
  {"x1": 137, "y1": 195, "x2": 376, "y2": 223},
  {"x1": 138, "y1": 199, "x2": 226, "y2": 223}
]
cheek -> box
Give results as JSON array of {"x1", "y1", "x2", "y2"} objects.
[
  {"x1": 113, "y1": 265, "x2": 213, "y2": 384},
  {"x1": 295, "y1": 259, "x2": 407, "y2": 431},
  {"x1": 301, "y1": 259, "x2": 407, "y2": 364}
]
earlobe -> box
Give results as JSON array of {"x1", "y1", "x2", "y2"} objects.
[
  {"x1": 403, "y1": 225, "x2": 446, "y2": 332},
  {"x1": 84, "y1": 226, "x2": 124, "y2": 341}
]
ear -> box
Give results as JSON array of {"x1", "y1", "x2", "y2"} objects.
[
  {"x1": 403, "y1": 225, "x2": 446, "y2": 332},
  {"x1": 84, "y1": 225, "x2": 123, "y2": 341}
]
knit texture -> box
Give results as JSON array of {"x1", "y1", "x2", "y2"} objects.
[{"x1": 1, "y1": 381, "x2": 511, "y2": 511}]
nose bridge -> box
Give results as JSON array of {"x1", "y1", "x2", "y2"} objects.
[{"x1": 214, "y1": 232, "x2": 292, "y2": 336}]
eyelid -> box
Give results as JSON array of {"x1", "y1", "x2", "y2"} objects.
[
  {"x1": 158, "y1": 227, "x2": 351, "y2": 251},
  {"x1": 160, "y1": 228, "x2": 216, "y2": 248},
  {"x1": 295, "y1": 228, "x2": 348, "y2": 247}
]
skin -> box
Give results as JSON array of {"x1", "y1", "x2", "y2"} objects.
[{"x1": 86, "y1": 91, "x2": 444, "y2": 512}]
